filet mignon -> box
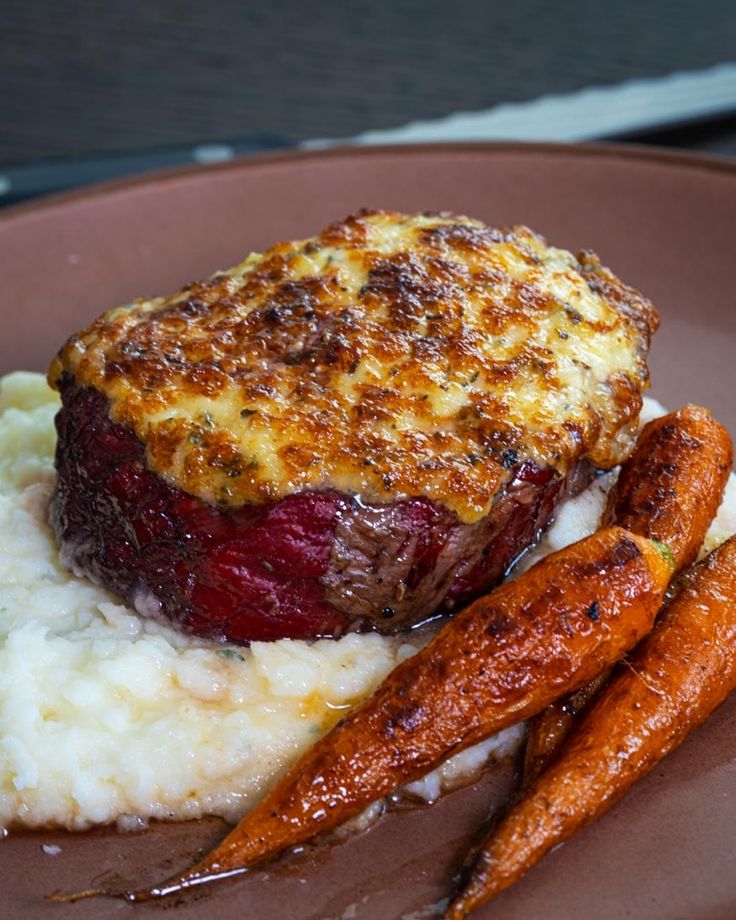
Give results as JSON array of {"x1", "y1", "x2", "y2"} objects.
[{"x1": 48, "y1": 211, "x2": 658, "y2": 642}]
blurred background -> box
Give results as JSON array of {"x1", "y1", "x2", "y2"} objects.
[{"x1": 2, "y1": 0, "x2": 736, "y2": 205}]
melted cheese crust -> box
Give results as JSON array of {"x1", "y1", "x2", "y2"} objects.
[{"x1": 49, "y1": 211, "x2": 658, "y2": 523}]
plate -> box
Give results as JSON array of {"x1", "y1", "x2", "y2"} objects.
[{"x1": 1, "y1": 142, "x2": 735, "y2": 920}]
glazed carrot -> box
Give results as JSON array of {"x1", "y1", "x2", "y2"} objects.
[
  {"x1": 446, "y1": 534, "x2": 736, "y2": 919},
  {"x1": 523, "y1": 405, "x2": 732, "y2": 785},
  {"x1": 522, "y1": 669, "x2": 609, "y2": 788},
  {"x1": 607, "y1": 405, "x2": 732, "y2": 571},
  {"x1": 125, "y1": 527, "x2": 672, "y2": 900}
]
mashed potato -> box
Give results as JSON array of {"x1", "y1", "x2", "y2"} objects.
[{"x1": 1, "y1": 373, "x2": 734, "y2": 832}]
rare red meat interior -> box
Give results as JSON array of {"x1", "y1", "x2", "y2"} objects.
[{"x1": 48, "y1": 210, "x2": 658, "y2": 642}]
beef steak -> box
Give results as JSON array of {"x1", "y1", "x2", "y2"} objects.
[{"x1": 48, "y1": 211, "x2": 658, "y2": 642}]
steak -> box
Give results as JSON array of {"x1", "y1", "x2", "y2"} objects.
[
  {"x1": 51, "y1": 379, "x2": 593, "y2": 641},
  {"x1": 49, "y1": 211, "x2": 658, "y2": 642}
]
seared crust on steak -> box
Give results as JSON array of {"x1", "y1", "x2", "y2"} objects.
[{"x1": 49, "y1": 211, "x2": 657, "y2": 524}]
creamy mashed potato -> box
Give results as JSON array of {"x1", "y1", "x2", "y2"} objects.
[
  {"x1": 1, "y1": 373, "x2": 734, "y2": 832},
  {"x1": 0, "y1": 373, "x2": 520, "y2": 831}
]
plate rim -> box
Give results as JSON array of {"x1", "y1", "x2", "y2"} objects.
[
  {"x1": 2, "y1": 140, "x2": 735, "y2": 227},
  {"x1": 3, "y1": 136, "x2": 736, "y2": 920}
]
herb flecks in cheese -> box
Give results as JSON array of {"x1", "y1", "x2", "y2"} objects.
[{"x1": 50, "y1": 211, "x2": 658, "y2": 522}]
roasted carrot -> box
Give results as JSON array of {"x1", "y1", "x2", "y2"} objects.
[
  {"x1": 523, "y1": 405, "x2": 732, "y2": 785},
  {"x1": 446, "y1": 534, "x2": 736, "y2": 919},
  {"x1": 122, "y1": 527, "x2": 671, "y2": 900},
  {"x1": 607, "y1": 405, "x2": 732, "y2": 571},
  {"x1": 522, "y1": 669, "x2": 609, "y2": 788}
]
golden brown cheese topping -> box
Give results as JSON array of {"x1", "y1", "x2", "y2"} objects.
[{"x1": 49, "y1": 210, "x2": 658, "y2": 523}]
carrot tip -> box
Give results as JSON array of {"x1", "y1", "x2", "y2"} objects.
[
  {"x1": 45, "y1": 888, "x2": 110, "y2": 903},
  {"x1": 44, "y1": 865, "x2": 250, "y2": 904},
  {"x1": 125, "y1": 865, "x2": 250, "y2": 902},
  {"x1": 443, "y1": 895, "x2": 470, "y2": 920}
]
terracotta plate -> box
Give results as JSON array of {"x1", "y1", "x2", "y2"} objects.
[{"x1": 1, "y1": 143, "x2": 735, "y2": 920}]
